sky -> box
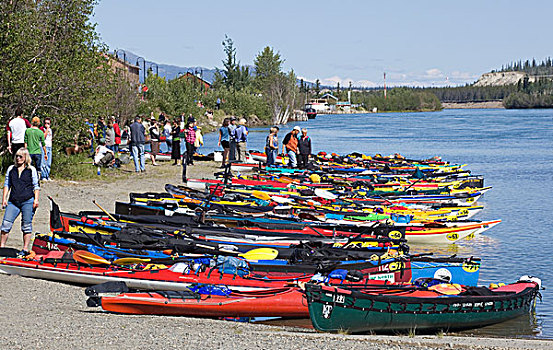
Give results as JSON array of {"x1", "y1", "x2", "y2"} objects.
[{"x1": 93, "y1": 0, "x2": 553, "y2": 87}]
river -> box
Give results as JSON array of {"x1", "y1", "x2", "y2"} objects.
[{"x1": 200, "y1": 108, "x2": 553, "y2": 338}]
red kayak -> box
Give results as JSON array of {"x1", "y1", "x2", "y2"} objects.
[
  {"x1": 96, "y1": 287, "x2": 307, "y2": 317},
  {"x1": 0, "y1": 255, "x2": 408, "y2": 292}
]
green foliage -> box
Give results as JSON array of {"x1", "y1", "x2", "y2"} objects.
[
  {"x1": 253, "y1": 47, "x2": 299, "y2": 124},
  {"x1": 0, "y1": 0, "x2": 137, "y2": 155},
  {"x1": 423, "y1": 85, "x2": 516, "y2": 103},
  {"x1": 498, "y1": 57, "x2": 553, "y2": 75},
  {"x1": 253, "y1": 47, "x2": 283, "y2": 90},
  {"x1": 352, "y1": 88, "x2": 442, "y2": 112},
  {"x1": 503, "y1": 92, "x2": 553, "y2": 108}
]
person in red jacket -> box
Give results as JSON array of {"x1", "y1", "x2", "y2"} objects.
[{"x1": 111, "y1": 116, "x2": 121, "y2": 154}]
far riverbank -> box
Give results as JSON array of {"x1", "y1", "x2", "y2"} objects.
[{"x1": 442, "y1": 101, "x2": 504, "y2": 109}]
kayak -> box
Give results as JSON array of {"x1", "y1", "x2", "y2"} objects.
[
  {"x1": 305, "y1": 277, "x2": 541, "y2": 333},
  {"x1": 89, "y1": 286, "x2": 307, "y2": 317}
]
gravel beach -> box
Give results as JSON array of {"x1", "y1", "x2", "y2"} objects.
[{"x1": 0, "y1": 161, "x2": 551, "y2": 349}]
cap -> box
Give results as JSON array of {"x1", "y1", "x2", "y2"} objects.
[
  {"x1": 230, "y1": 116, "x2": 237, "y2": 121},
  {"x1": 293, "y1": 126, "x2": 301, "y2": 131}
]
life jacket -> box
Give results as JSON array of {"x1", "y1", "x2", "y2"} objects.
[{"x1": 286, "y1": 134, "x2": 298, "y2": 153}]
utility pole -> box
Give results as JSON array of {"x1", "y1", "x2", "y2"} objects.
[{"x1": 384, "y1": 72, "x2": 387, "y2": 99}]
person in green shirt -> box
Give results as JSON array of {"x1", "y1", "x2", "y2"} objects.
[{"x1": 24, "y1": 117, "x2": 48, "y2": 174}]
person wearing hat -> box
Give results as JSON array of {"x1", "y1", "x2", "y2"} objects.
[
  {"x1": 233, "y1": 118, "x2": 249, "y2": 162},
  {"x1": 228, "y1": 116, "x2": 238, "y2": 161},
  {"x1": 94, "y1": 137, "x2": 114, "y2": 167},
  {"x1": 24, "y1": 116, "x2": 47, "y2": 173},
  {"x1": 282, "y1": 126, "x2": 300, "y2": 168}
]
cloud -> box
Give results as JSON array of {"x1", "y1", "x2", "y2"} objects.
[
  {"x1": 423, "y1": 68, "x2": 444, "y2": 78},
  {"x1": 299, "y1": 75, "x2": 378, "y2": 88},
  {"x1": 299, "y1": 67, "x2": 479, "y2": 88}
]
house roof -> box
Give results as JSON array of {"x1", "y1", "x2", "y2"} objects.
[
  {"x1": 179, "y1": 72, "x2": 212, "y2": 87},
  {"x1": 320, "y1": 93, "x2": 339, "y2": 100}
]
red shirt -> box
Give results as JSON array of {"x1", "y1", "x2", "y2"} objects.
[{"x1": 113, "y1": 123, "x2": 121, "y2": 144}]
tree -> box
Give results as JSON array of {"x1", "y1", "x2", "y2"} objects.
[
  {"x1": 315, "y1": 79, "x2": 320, "y2": 95},
  {"x1": 253, "y1": 47, "x2": 298, "y2": 124},
  {"x1": 0, "y1": 0, "x2": 122, "y2": 150},
  {"x1": 253, "y1": 46, "x2": 283, "y2": 90}
]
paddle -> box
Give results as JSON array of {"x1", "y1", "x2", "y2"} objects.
[
  {"x1": 314, "y1": 188, "x2": 338, "y2": 200},
  {"x1": 113, "y1": 257, "x2": 151, "y2": 265},
  {"x1": 238, "y1": 248, "x2": 279, "y2": 260},
  {"x1": 251, "y1": 190, "x2": 272, "y2": 201},
  {"x1": 73, "y1": 250, "x2": 111, "y2": 265},
  {"x1": 92, "y1": 200, "x2": 118, "y2": 222}
]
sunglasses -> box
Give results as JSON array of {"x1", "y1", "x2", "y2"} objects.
[{"x1": 15, "y1": 155, "x2": 24, "y2": 159}]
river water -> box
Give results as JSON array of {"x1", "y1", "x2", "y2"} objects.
[{"x1": 201, "y1": 109, "x2": 553, "y2": 338}]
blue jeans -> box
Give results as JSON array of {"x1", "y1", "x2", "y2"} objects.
[
  {"x1": 41, "y1": 146, "x2": 52, "y2": 179},
  {"x1": 287, "y1": 150, "x2": 297, "y2": 167},
  {"x1": 131, "y1": 143, "x2": 145, "y2": 172},
  {"x1": 30, "y1": 153, "x2": 42, "y2": 174},
  {"x1": 265, "y1": 148, "x2": 277, "y2": 166},
  {"x1": 1, "y1": 198, "x2": 35, "y2": 234}
]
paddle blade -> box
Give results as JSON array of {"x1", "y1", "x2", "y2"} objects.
[
  {"x1": 113, "y1": 257, "x2": 151, "y2": 265},
  {"x1": 314, "y1": 188, "x2": 338, "y2": 200},
  {"x1": 251, "y1": 190, "x2": 272, "y2": 201},
  {"x1": 239, "y1": 248, "x2": 279, "y2": 261},
  {"x1": 73, "y1": 250, "x2": 111, "y2": 265}
]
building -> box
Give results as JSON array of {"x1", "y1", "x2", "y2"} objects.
[
  {"x1": 178, "y1": 72, "x2": 212, "y2": 91},
  {"x1": 105, "y1": 54, "x2": 140, "y2": 85}
]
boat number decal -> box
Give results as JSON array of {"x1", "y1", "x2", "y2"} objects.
[
  {"x1": 333, "y1": 294, "x2": 346, "y2": 304},
  {"x1": 462, "y1": 263, "x2": 480, "y2": 273},
  {"x1": 388, "y1": 262, "x2": 405, "y2": 271},
  {"x1": 322, "y1": 305, "x2": 334, "y2": 319},
  {"x1": 459, "y1": 209, "x2": 469, "y2": 216},
  {"x1": 466, "y1": 198, "x2": 475, "y2": 203},
  {"x1": 388, "y1": 230, "x2": 402, "y2": 240},
  {"x1": 446, "y1": 233, "x2": 459, "y2": 241}
]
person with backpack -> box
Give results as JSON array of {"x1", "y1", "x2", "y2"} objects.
[{"x1": 228, "y1": 117, "x2": 238, "y2": 161}]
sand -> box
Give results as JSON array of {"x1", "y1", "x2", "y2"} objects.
[{"x1": 0, "y1": 161, "x2": 551, "y2": 349}]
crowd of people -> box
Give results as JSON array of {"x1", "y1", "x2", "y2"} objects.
[
  {"x1": 87, "y1": 113, "x2": 205, "y2": 172},
  {"x1": 217, "y1": 117, "x2": 249, "y2": 167},
  {"x1": 1, "y1": 109, "x2": 312, "y2": 252}
]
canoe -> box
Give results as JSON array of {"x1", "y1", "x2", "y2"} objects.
[
  {"x1": 305, "y1": 277, "x2": 540, "y2": 333},
  {"x1": 90, "y1": 286, "x2": 307, "y2": 317}
]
